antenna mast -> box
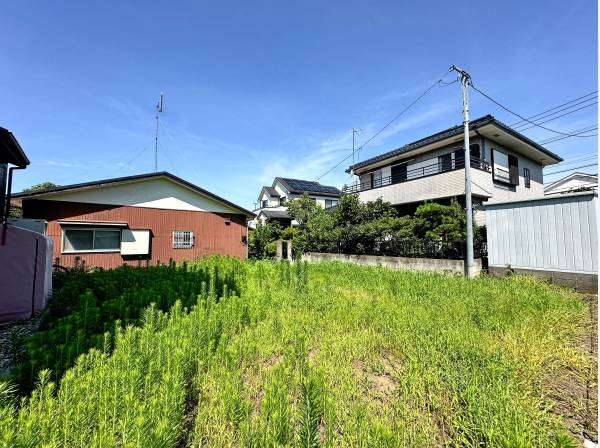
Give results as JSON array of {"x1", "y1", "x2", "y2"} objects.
[
  {"x1": 350, "y1": 128, "x2": 359, "y2": 177},
  {"x1": 154, "y1": 93, "x2": 163, "y2": 172}
]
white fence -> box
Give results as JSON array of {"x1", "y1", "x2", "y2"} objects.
[{"x1": 483, "y1": 192, "x2": 597, "y2": 291}]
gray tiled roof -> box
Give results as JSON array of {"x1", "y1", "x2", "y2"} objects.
[{"x1": 347, "y1": 114, "x2": 563, "y2": 172}]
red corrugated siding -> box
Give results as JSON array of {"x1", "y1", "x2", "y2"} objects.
[{"x1": 23, "y1": 199, "x2": 248, "y2": 269}]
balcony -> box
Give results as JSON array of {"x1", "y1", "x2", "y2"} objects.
[{"x1": 343, "y1": 155, "x2": 491, "y2": 194}]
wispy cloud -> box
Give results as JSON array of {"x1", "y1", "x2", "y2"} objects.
[{"x1": 257, "y1": 101, "x2": 456, "y2": 188}]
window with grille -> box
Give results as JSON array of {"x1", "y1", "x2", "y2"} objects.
[{"x1": 172, "y1": 230, "x2": 194, "y2": 248}]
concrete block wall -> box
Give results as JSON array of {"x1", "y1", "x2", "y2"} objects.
[
  {"x1": 489, "y1": 266, "x2": 598, "y2": 293},
  {"x1": 302, "y1": 252, "x2": 482, "y2": 276}
]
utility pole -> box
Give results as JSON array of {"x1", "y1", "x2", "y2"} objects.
[
  {"x1": 350, "y1": 128, "x2": 359, "y2": 176},
  {"x1": 450, "y1": 65, "x2": 475, "y2": 278},
  {"x1": 155, "y1": 93, "x2": 163, "y2": 173}
]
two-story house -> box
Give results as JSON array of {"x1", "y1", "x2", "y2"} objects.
[
  {"x1": 344, "y1": 115, "x2": 563, "y2": 222},
  {"x1": 251, "y1": 177, "x2": 341, "y2": 228}
]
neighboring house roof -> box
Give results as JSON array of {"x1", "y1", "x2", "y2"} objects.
[
  {"x1": 0, "y1": 127, "x2": 30, "y2": 167},
  {"x1": 274, "y1": 177, "x2": 341, "y2": 197},
  {"x1": 347, "y1": 114, "x2": 564, "y2": 174},
  {"x1": 257, "y1": 186, "x2": 280, "y2": 202},
  {"x1": 544, "y1": 172, "x2": 598, "y2": 194},
  {"x1": 12, "y1": 171, "x2": 255, "y2": 217},
  {"x1": 259, "y1": 209, "x2": 291, "y2": 220}
]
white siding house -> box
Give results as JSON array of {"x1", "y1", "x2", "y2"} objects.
[
  {"x1": 544, "y1": 172, "x2": 598, "y2": 195},
  {"x1": 251, "y1": 177, "x2": 341, "y2": 228},
  {"x1": 345, "y1": 115, "x2": 563, "y2": 222}
]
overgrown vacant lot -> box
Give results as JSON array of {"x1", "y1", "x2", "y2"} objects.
[{"x1": 0, "y1": 259, "x2": 596, "y2": 447}]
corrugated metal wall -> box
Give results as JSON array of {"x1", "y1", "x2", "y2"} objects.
[
  {"x1": 485, "y1": 193, "x2": 597, "y2": 273},
  {"x1": 23, "y1": 199, "x2": 248, "y2": 269}
]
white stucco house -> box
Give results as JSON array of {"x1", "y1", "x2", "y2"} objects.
[
  {"x1": 250, "y1": 177, "x2": 341, "y2": 228},
  {"x1": 544, "y1": 172, "x2": 597, "y2": 195},
  {"x1": 344, "y1": 114, "x2": 563, "y2": 223}
]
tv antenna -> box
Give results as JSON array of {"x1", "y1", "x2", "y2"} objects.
[{"x1": 154, "y1": 93, "x2": 163, "y2": 172}]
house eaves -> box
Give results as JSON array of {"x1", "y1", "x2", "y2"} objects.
[
  {"x1": 12, "y1": 171, "x2": 255, "y2": 217},
  {"x1": 0, "y1": 127, "x2": 30, "y2": 167},
  {"x1": 347, "y1": 115, "x2": 563, "y2": 175}
]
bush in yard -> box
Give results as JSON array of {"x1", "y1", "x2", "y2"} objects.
[
  {"x1": 413, "y1": 199, "x2": 466, "y2": 240},
  {"x1": 248, "y1": 221, "x2": 282, "y2": 259},
  {"x1": 280, "y1": 226, "x2": 299, "y2": 241}
]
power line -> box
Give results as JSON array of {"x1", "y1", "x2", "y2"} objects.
[
  {"x1": 551, "y1": 155, "x2": 598, "y2": 168},
  {"x1": 540, "y1": 126, "x2": 598, "y2": 144},
  {"x1": 510, "y1": 91, "x2": 597, "y2": 127},
  {"x1": 544, "y1": 163, "x2": 598, "y2": 176},
  {"x1": 314, "y1": 69, "x2": 453, "y2": 181},
  {"x1": 516, "y1": 102, "x2": 598, "y2": 132},
  {"x1": 470, "y1": 84, "x2": 596, "y2": 138},
  {"x1": 513, "y1": 97, "x2": 597, "y2": 130}
]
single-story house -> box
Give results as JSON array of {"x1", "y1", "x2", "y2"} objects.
[
  {"x1": 11, "y1": 171, "x2": 254, "y2": 269},
  {"x1": 544, "y1": 171, "x2": 597, "y2": 195}
]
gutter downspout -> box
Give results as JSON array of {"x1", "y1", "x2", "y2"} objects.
[{"x1": 2, "y1": 165, "x2": 26, "y2": 245}]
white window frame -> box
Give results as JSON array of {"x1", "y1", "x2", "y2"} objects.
[
  {"x1": 325, "y1": 199, "x2": 338, "y2": 209},
  {"x1": 172, "y1": 230, "x2": 194, "y2": 249},
  {"x1": 61, "y1": 227, "x2": 122, "y2": 254}
]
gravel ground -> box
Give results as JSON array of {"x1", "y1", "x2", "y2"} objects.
[{"x1": 0, "y1": 316, "x2": 41, "y2": 375}]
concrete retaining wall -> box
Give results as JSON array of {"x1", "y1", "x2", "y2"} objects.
[
  {"x1": 302, "y1": 252, "x2": 482, "y2": 276},
  {"x1": 489, "y1": 266, "x2": 598, "y2": 293}
]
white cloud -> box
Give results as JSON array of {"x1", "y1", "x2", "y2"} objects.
[{"x1": 257, "y1": 101, "x2": 456, "y2": 188}]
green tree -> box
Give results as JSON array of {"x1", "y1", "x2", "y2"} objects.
[
  {"x1": 7, "y1": 182, "x2": 59, "y2": 219},
  {"x1": 413, "y1": 200, "x2": 466, "y2": 241},
  {"x1": 22, "y1": 182, "x2": 58, "y2": 193},
  {"x1": 248, "y1": 221, "x2": 282, "y2": 259},
  {"x1": 287, "y1": 193, "x2": 320, "y2": 229}
]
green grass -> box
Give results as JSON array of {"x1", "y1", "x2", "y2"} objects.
[{"x1": 0, "y1": 260, "x2": 594, "y2": 447}]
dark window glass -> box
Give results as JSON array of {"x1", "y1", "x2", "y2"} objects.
[
  {"x1": 524, "y1": 167, "x2": 531, "y2": 188},
  {"x1": 391, "y1": 163, "x2": 407, "y2": 183},
  {"x1": 508, "y1": 154, "x2": 519, "y2": 186},
  {"x1": 64, "y1": 229, "x2": 94, "y2": 251},
  {"x1": 261, "y1": 199, "x2": 268, "y2": 208},
  {"x1": 94, "y1": 230, "x2": 121, "y2": 250},
  {"x1": 438, "y1": 153, "x2": 452, "y2": 172},
  {"x1": 454, "y1": 149, "x2": 465, "y2": 168},
  {"x1": 470, "y1": 144, "x2": 481, "y2": 160}
]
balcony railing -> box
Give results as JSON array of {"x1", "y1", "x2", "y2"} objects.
[{"x1": 343, "y1": 155, "x2": 490, "y2": 194}]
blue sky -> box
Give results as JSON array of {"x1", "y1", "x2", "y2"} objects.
[{"x1": 2, "y1": 0, "x2": 597, "y2": 209}]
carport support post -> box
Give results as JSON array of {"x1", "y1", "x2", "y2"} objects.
[{"x1": 452, "y1": 65, "x2": 475, "y2": 278}]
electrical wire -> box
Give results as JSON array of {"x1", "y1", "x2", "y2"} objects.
[
  {"x1": 510, "y1": 91, "x2": 597, "y2": 127},
  {"x1": 544, "y1": 163, "x2": 598, "y2": 176},
  {"x1": 540, "y1": 126, "x2": 598, "y2": 144},
  {"x1": 314, "y1": 69, "x2": 454, "y2": 181},
  {"x1": 516, "y1": 102, "x2": 598, "y2": 132},
  {"x1": 470, "y1": 84, "x2": 595, "y2": 138}
]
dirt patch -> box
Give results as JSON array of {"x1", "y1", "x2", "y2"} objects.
[
  {"x1": 242, "y1": 353, "x2": 284, "y2": 419},
  {"x1": 352, "y1": 354, "x2": 402, "y2": 403},
  {"x1": 546, "y1": 295, "x2": 597, "y2": 446},
  {"x1": 258, "y1": 353, "x2": 284, "y2": 370},
  {"x1": 176, "y1": 379, "x2": 199, "y2": 448}
]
